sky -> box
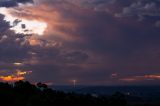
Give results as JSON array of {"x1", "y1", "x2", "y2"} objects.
[{"x1": 0, "y1": 0, "x2": 160, "y2": 85}]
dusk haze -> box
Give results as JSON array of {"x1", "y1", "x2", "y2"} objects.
[{"x1": 0, "y1": 0, "x2": 160, "y2": 106}]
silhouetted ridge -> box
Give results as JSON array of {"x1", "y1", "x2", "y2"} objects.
[{"x1": 0, "y1": 81, "x2": 158, "y2": 106}]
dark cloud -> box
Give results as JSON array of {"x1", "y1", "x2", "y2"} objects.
[
  {"x1": 62, "y1": 0, "x2": 160, "y2": 27},
  {"x1": 0, "y1": 0, "x2": 17, "y2": 7},
  {"x1": 15, "y1": 0, "x2": 33, "y2": 3},
  {"x1": 58, "y1": 51, "x2": 89, "y2": 64},
  {"x1": 54, "y1": 0, "x2": 160, "y2": 85},
  {"x1": 115, "y1": 0, "x2": 160, "y2": 26},
  {"x1": 0, "y1": 0, "x2": 33, "y2": 7},
  {"x1": 0, "y1": 15, "x2": 32, "y2": 83},
  {"x1": 0, "y1": 0, "x2": 160, "y2": 85},
  {"x1": 0, "y1": 14, "x2": 11, "y2": 32}
]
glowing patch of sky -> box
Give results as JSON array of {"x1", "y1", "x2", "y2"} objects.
[{"x1": 0, "y1": 7, "x2": 47, "y2": 36}]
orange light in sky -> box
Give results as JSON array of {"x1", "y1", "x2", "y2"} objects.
[
  {"x1": 0, "y1": 76, "x2": 25, "y2": 82},
  {"x1": 0, "y1": 70, "x2": 32, "y2": 82},
  {"x1": 16, "y1": 70, "x2": 27, "y2": 76},
  {"x1": 28, "y1": 38, "x2": 41, "y2": 46},
  {"x1": 120, "y1": 74, "x2": 160, "y2": 82}
]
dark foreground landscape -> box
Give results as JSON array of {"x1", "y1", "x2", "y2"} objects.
[{"x1": 0, "y1": 81, "x2": 159, "y2": 106}]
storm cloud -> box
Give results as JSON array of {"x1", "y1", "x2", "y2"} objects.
[
  {"x1": 0, "y1": 0, "x2": 160, "y2": 85},
  {"x1": 0, "y1": 0, "x2": 33, "y2": 7}
]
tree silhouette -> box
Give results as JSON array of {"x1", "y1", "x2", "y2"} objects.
[{"x1": 2, "y1": 81, "x2": 156, "y2": 106}]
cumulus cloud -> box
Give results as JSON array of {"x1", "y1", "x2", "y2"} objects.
[
  {"x1": 0, "y1": 1, "x2": 90, "y2": 83},
  {"x1": 115, "y1": 0, "x2": 160, "y2": 26},
  {"x1": 7, "y1": 2, "x2": 79, "y2": 41},
  {"x1": 0, "y1": 14, "x2": 30, "y2": 62},
  {"x1": 63, "y1": 0, "x2": 116, "y2": 10},
  {"x1": 116, "y1": 1, "x2": 160, "y2": 17}
]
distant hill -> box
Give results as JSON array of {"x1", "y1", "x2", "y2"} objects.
[
  {"x1": 0, "y1": 81, "x2": 159, "y2": 106},
  {"x1": 52, "y1": 85, "x2": 160, "y2": 98}
]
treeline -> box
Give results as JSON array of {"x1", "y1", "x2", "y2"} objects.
[{"x1": 0, "y1": 81, "x2": 126, "y2": 106}]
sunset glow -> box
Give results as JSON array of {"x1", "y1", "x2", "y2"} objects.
[
  {"x1": 0, "y1": 0, "x2": 160, "y2": 85},
  {"x1": 0, "y1": 70, "x2": 32, "y2": 82},
  {"x1": 10, "y1": 19, "x2": 47, "y2": 35},
  {"x1": 0, "y1": 7, "x2": 47, "y2": 36},
  {"x1": 120, "y1": 74, "x2": 160, "y2": 82},
  {"x1": 0, "y1": 76, "x2": 25, "y2": 82}
]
